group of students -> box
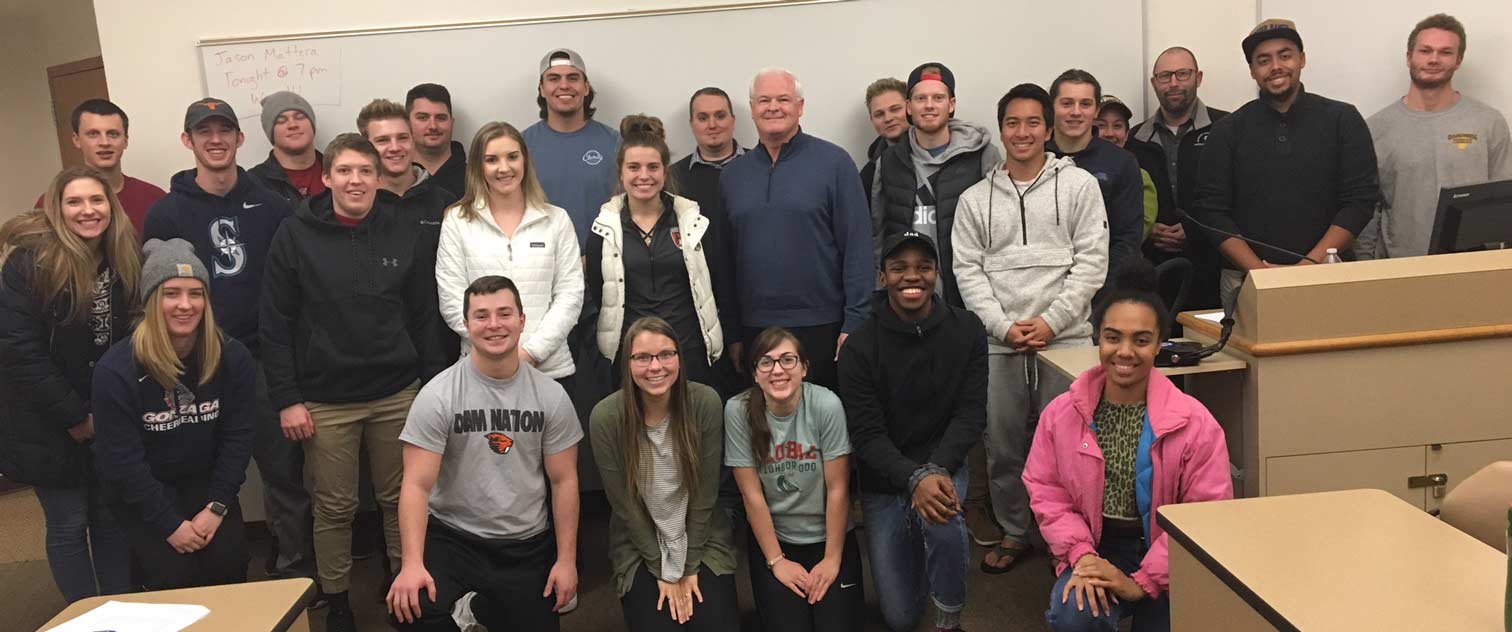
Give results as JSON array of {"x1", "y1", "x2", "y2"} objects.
[{"x1": 2, "y1": 11, "x2": 1507, "y2": 632}]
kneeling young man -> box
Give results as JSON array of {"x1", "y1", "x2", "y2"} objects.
[
  {"x1": 388, "y1": 275, "x2": 582, "y2": 632},
  {"x1": 838, "y1": 231, "x2": 988, "y2": 632}
]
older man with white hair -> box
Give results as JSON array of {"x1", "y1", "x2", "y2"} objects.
[{"x1": 719, "y1": 67, "x2": 873, "y2": 389}]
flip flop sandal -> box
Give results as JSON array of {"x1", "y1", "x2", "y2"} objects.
[{"x1": 979, "y1": 541, "x2": 1030, "y2": 575}]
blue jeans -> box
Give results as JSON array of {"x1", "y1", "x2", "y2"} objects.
[
  {"x1": 1046, "y1": 530, "x2": 1170, "y2": 632},
  {"x1": 33, "y1": 483, "x2": 131, "y2": 602},
  {"x1": 859, "y1": 467, "x2": 970, "y2": 632}
]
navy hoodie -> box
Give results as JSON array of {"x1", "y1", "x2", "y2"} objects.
[
  {"x1": 838, "y1": 291, "x2": 988, "y2": 494},
  {"x1": 90, "y1": 335, "x2": 256, "y2": 538},
  {"x1": 259, "y1": 191, "x2": 447, "y2": 410},
  {"x1": 142, "y1": 168, "x2": 292, "y2": 353},
  {"x1": 1048, "y1": 136, "x2": 1144, "y2": 284}
]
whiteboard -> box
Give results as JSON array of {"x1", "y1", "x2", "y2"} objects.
[
  {"x1": 196, "y1": 0, "x2": 1145, "y2": 169},
  {"x1": 1260, "y1": 0, "x2": 1512, "y2": 121}
]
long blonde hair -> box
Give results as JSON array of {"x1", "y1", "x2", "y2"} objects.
[
  {"x1": 455, "y1": 121, "x2": 550, "y2": 222},
  {"x1": 132, "y1": 280, "x2": 223, "y2": 390},
  {"x1": 0, "y1": 166, "x2": 141, "y2": 322},
  {"x1": 618, "y1": 317, "x2": 700, "y2": 505}
]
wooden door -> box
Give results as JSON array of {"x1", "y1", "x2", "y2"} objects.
[{"x1": 48, "y1": 57, "x2": 108, "y2": 169}]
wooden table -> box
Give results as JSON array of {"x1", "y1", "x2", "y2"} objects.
[
  {"x1": 1158, "y1": 489, "x2": 1506, "y2": 631},
  {"x1": 42, "y1": 577, "x2": 314, "y2": 632}
]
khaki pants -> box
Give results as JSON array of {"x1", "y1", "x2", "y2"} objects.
[{"x1": 305, "y1": 383, "x2": 417, "y2": 593}]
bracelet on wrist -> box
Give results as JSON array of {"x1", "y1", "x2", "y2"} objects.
[{"x1": 766, "y1": 554, "x2": 785, "y2": 570}]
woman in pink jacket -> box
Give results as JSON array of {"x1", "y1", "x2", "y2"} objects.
[{"x1": 1023, "y1": 263, "x2": 1232, "y2": 632}]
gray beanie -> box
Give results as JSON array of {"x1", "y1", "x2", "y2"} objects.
[
  {"x1": 141, "y1": 238, "x2": 209, "y2": 301},
  {"x1": 260, "y1": 91, "x2": 316, "y2": 142}
]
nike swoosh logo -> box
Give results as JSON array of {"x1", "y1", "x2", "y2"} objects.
[
  {"x1": 839, "y1": 582, "x2": 856, "y2": 589},
  {"x1": 242, "y1": 202, "x2": 262, "y2": 209}
]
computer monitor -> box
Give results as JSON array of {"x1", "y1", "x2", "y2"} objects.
[{"x1": 1428, "y1": 179, "x2": 1512, "y2": 255}]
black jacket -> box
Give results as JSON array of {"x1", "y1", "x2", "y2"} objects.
[
  {"x1": 248, "y1": 150, "x2": 325, "y2": 206},
  {"x1": 259, "y1": 191, "x2": 447, "y2": 410},
  {"x1": 1130, "y1": 105, "x2": 1230, "y2": 309},
  {"x1": 379, "y1": 172, "x2": 461, "y2": 365},
  {"x1": 858, "y1": 135, "x2": 891, "y2": 208},
  {"x1": 838, "y1": 291, "x2": 988, "y2": 495},
  {"x1": 1048, "y1": 136, "x2": 1144, "y2": 284},
  {"x1": 91, "y1": 334, "x2": 256, "y2": 538},
  {"x1": 429, "y1": 141, "x2": 468, "y2": 206},
  {"x1": 0, "y1": 249, "x2": 133, "y2": 487},
  {"x1": 874, "y1": 141, "x2": 990, "y2": 307},
  {"x1": 142, "y1": 169, "x2": 292, "y2": 352}
]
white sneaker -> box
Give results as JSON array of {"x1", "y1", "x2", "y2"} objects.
[
  {"x1": 558, "y1": 594, "x2": 579, "y2": 614},
  {"x1": 451, "y1": 591, "x2": 482, "y2": 632}
]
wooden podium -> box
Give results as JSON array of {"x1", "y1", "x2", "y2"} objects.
[{"x1": 1177, "y1": 249, "x2": 1512, "y2": 511}]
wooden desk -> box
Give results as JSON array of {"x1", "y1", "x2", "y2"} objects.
[
  {"x1": 42, "y1": 578, "x2": 314, "y2": 632},
  {"x1": 1036, "y1": 337, "x2": 1248, "y2": 382},
  {"x1": 1158, "y1": 489, "x2": 1505, "y2": 632}
]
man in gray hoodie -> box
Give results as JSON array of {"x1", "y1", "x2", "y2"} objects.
[
  {"x1": 952, "y1": 83, "x2": 1108, "y2": 574},
  {"x1": 873, "y1": 62, "x2": 1002, "y2": 306}
]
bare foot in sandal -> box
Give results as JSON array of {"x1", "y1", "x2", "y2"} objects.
[{"x1": 980, "y1": 537, "x2": 1030, "y2": 574}]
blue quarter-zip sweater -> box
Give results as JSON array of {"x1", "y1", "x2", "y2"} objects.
[{"x1": 720, "y1": 131, "x2": 874, "y2": 333}]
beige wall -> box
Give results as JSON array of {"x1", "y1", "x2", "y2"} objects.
[{"x1": 0, "y1": 0, "x2": 102, "y2": 220}]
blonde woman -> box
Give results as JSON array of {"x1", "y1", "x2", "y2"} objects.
[
  {"x1": 0, "y1": 166, "x2": 140, "y2": 602},
  {"x1": 90, "y1": 238, "x2": 256, "y2": 590},
  {"x1": 435, "y1": 121, "x2": 584, "y2": 387}
]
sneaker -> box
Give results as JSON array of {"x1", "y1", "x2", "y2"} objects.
[
  {"x1": 306, "y1": 588, "x2": 329, "y2": 611},
  {"x1": 326, "y1": 606, "x2": 356, "y2": 632},
  {"x1": 452, "y1": 591, "x2": 482, "y2": 632},
  {"x1": 558, "y1": 594, "x2": 578, "y2": 614},
  {"x1": 964, "y1": 504, "x2": 1003, "y2": 547}
]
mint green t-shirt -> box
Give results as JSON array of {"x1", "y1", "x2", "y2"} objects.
[{"x1": 723, "y1": 383, "x2": 851, "y2": 544}]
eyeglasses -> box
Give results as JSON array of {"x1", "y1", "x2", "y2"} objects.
[
  {"x1": 1152, "y1": 68, "x2": 1196, "y2": 84},
  {"x1": 629, "y1": 350, "x2": 679, "y2": 367},
  {"x1": 755, "y1": 353, "x2": 801, "y2": 373}
]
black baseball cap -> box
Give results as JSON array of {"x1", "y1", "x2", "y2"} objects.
[
  {"x1": 183, "y1": 98, "x2": 239, "y2": 132},
  {"x1": 880, "y1": 231, "x2": 939, "y2": 266},
  {"x1": 907, "y1": 62, "x2": 956, "y2": 97}
]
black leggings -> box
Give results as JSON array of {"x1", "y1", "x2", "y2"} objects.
[
  {"x1": 621, "y1": 563, "x2": 739, "y2": 632},
  {"x1": 113, "y1": 477, "x2": 247, "y2": 591},
  {"x1": 747, "y1": 530, "x2": 865, "y2": 632},
  {"x1": 389, "y1": 518, "x2": 558, "y2": 632}
]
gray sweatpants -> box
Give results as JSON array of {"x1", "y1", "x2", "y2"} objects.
[{"x1": 985, "y1": 352, "x2": 1072, "y2": 542}]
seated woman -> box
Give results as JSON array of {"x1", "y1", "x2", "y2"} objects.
[
  {"x1": 0, "y1": 166, "x2": 139, "y2": 602},
  {"x1": 591, "y1": 316, "x2": 738, "y2": 631},
  {"x1": 725, "y1": 327, "x2": 863, "y2": 631},
  {"x1": 91, "y1": 238, "x2": 257, "y2": 590},
  {"x1": 1024, "y1": 261, "x2": 1232, "y2": 632},
  {"x1": 585, "y1": 114, "x2": 738, "y2": 390}
]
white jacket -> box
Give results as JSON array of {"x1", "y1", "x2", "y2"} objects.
[
  {"x1": 590, "y1": 194, "x2": 723, "y2": 363},
  {"x1": 435, "y1": 199, "x2": 584, "y2": 378},
  {"x1": 952, "y1": 154, "x2": 1109, "y2": 353}
]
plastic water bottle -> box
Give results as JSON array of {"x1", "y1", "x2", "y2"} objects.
[{"x1": 1323, "y1": 247, "x2": 1343, "y2": 264}]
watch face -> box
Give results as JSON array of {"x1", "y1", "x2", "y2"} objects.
[{"x1": 209, "y1": 501, "x2": 228, "y2": 516}]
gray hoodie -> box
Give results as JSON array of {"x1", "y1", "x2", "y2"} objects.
[{"x1": 951, "y1": 153, "x2": 1109, "y2": 353}]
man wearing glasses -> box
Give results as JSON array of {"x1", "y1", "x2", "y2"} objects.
[{"x1": 1130, "y1": 46, "x2": 1230, "y2": 310}]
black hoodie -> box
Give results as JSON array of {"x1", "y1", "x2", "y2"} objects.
[
  {"x1": 249, "y1": 150, "x2": 325, "y2": 205},
  {"x1": 428, "y1": 140, "x2": 468, "y2": 207},
  {"x1": 143, "y1": 168, "x2": 293, "y2": 353},
  {"x1": 838, "y1": 290, "x2": 988, "y2": 494},
  {"x1": 259, "y1": 191, "x2": 447, "y2": 410},
  {"x1": 378, "y1": 169, "x2": 461, "y2": 364}
]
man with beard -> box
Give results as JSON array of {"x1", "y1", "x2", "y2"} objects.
[
  {"x1": 1193, "y1": 19, "x2": 1378, "y2": 307},
  {"x1": 1358, "y1": 13, "x2": 1511, "y2": 259},
  {"x1": 250, "y1": 91, "x2": 325, "y2": 203},
  {"x1": 873, "y1": 62, "x2": 1000, "y2": 307},
  {"x1": 1130, "y1": 47, "x2": 1229, "y2": 310}
]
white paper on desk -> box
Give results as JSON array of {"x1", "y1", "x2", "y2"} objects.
[
  {"x1": 1193, "y1": 311, "x2": 1224, "y2": 324},
  {"x1": 45, "y1": 600, "x2": 209, "y2": 632}
]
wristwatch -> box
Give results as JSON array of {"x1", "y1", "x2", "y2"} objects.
[{"x1": 206, "y1": 501, "x2": 228, "y2": 517}]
